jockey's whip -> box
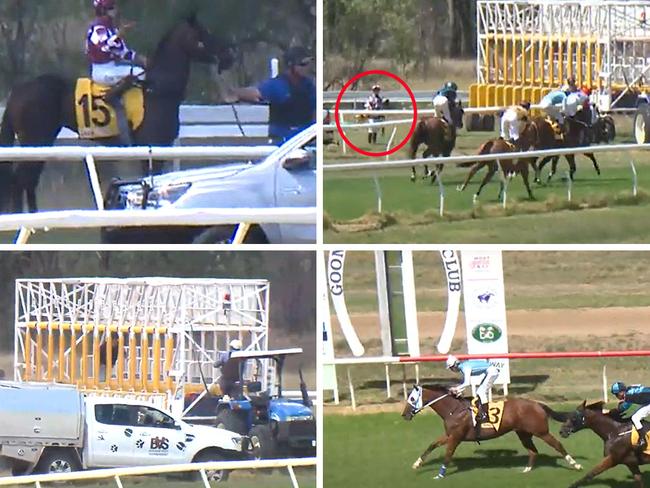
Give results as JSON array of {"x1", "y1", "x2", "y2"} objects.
[{"x1": 230, "y1": 103, "x2": 246, "y2": 137}]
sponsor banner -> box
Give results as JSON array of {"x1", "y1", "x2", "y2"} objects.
[
  {"x1": 320, "y1": 253, "x2": 338, "y2": 391},
  {"x1": 437, "y1": 250, "x2": 462, "y2": 354},
  {"x1": 461, "y1": 251, "x2": 510, "y2": 385},
  {"x1": 327, "y1": 250, "x2": 365, "y2": 356}
]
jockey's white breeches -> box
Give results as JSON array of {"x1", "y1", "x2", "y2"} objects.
[
  {"x1": 433, "y1": 95, "x2": 451, "y2": 123},
  {"x1": 632, "y1": 404, "x2": 650, "y2": 430},
  {"x1": 476, "y1": 365, "x2": 500, "y2": 404},
  {"x1": 500, "y1": 109, "x2": 525, "y2": 141},
  {"x1": 91, "y1": 62, "x2": 146, "y2": 86},
  {"x1": 539, "y1": 98, "x2": 564, "y2": 124}
]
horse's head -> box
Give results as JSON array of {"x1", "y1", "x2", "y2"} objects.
[
  {"x1": 401, "y1": 384, "x2": 451, "y2": 421},
  {"x1": 166, "y1": 14, "x2": 235, "y2": 71},
  {"x1": 401, "y1": 384, "x2": 423, "y2": 420},
  {"x1": 560, "y1": 400, "x2": 605, "y2": 438}
]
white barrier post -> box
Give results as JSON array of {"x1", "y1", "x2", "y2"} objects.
[
  {"x1": 566, "y1": 171, "x2": 573, "y2": 202},
  {"x1": 602, "y1": 365, "x2": 608, "y2": 403},
  {"x1": 347, "y1": 366, "x2": 356, "y2": 409},
  {"x1": 498, "y1": 161, "x2": 508, "y2": 209},
  {"x1": 385, "y1": 363, "x2": 391, "y2": 398},
  {"x1": 373, "y1": 176, "x2": 383, "y2": 213},
  {"x1": 630, "y1": 160, "x2": 638, "y2": 197},
  {"x1": 385, "y1": 126, "x2": 398, "y2": 161},
  {"x1": 84, "y1": 154, "x2": 105, "y2": 210},
  {"x1": 270, "y1": 58, "x2": 279, "y2": 78},
  {"x1": 435, "y1": 170, "x2": 445, "y2": 217},
  {"x1": 341, "y1": 113, "x2": 347, "y2": 155}
]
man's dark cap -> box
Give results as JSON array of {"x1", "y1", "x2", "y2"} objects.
[{"x1": 285, "y1": 46, "x2": 313, "y2": 67}]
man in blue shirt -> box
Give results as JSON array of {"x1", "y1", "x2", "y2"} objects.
[
  {"x1": 233, "y1": 46, "x2": 315, "y2": 144},
  {"x1": 446, "y1": 354, "x2": 500, "y2": 441},
  {"x1": 611, "y1": 381, "x2": 650, "y2": 450}
]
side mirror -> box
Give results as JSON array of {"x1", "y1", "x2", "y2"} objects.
[{"x1": 282, "y1": 149, "x2": 311, "y2": 170}]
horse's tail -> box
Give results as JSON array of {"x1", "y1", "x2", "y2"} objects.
[
  {"x1": 539, "y1": 403, "x2": 569, "y2": 422},
  {"x1": 0, "y1": 103, "x2": 15, "y2": 147}
]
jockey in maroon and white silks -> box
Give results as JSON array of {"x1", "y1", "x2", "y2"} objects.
[{"x1": 86, "y1": 0, "x2": 145, "y2": 86}]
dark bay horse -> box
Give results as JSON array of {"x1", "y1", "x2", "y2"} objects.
[
  {"x1": 0, "y1": 14, "x2": 234, "y2": 213},
  {"x1": 560, "y1": 401, "x2": 647, "y2": 487},
  {"x1": 456, "y1": 122, "x2": 537, "y2": 201},
  {"x1": 401, "y1": 385, "x2": 581, "y2": 479},
  {"x1": 534, "y1": 114, "x2": 601, "y2": 183},
  {"x1": 409, "y1": 101, "x2": 463, "y2": 184}
]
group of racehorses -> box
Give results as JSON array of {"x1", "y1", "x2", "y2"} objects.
[
  {"x1": 402, "y1": 384, "x2": 648, "y2": 487},
  {"x1": 409, "y1": 102, "x2": 604, "y2": 202}
]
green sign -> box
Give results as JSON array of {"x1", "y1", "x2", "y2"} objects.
[{"x1": 472, "y1": 323, "x2": 502, "y2": 343}]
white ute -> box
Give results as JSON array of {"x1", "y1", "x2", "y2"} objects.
[{"x1": 0, "y1": 382, "x2": 248, "y2": 481}]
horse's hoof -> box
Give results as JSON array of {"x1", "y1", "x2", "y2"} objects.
[
  {"x1": 473, "y1": 194, "x2": 478, "y2": 204},
  {"x1": 456, "y1": 185, "x2": 464, "y2": 192},
  {"x1": 410, "y1": 176, "x2": 416, "y2": 183},
  {"x1": 534, "y1": 178, "x2": 541, "y2": 185},
  {"x1": 434, "y1": 474, "x2": 445, "y2": 480},
  {"x1": 412, "y1": 459, "x2": 422, "y2": 470},
  {"x1": 522, "y1": 467, "x2": 532, "y2": 474},
  {"x1": 574, "y1": 464, "x2": 582, "y2": 471}
]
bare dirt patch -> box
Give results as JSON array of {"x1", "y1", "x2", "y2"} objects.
[{"x1": 332, "y1": 307, "x2": 650, "y2": 345}]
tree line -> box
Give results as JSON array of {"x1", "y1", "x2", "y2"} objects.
[
  {"x1": 0, "y1": 0, "x2": 316, "y2": 102},
  {"x1": 325, "y1": 0, "x2": 475, "y2": 87}
]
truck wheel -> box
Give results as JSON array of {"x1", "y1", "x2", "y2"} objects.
[
  {"x1": 249, "y1": 424, "x2": 277, "y2": 460},
  {"x1": 35, "y1": 448, "x2": 80, "y2": 474},
  {"x1": 216, "y1": 409, "x2": 247, "y2": 435},
  {"x1": 194, "y1": 451, "x2": 229, "y2": 482},
  {"x1": 192, "y1": 225, "x2": 268, "y2": 244},
  {"x1": 634, "y1": 105, "x2": 650, "y2": 143}
]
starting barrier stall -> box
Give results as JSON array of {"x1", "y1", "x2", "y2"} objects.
[
  {"x1": 14, "y1": 277, "x2": 270, "y2": 417},
  {"x1": 472, "y1": 1, "x2": 650, "y2": 111}
]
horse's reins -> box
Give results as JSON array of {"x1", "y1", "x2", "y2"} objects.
[{"x1": 413, "y1": 393, "x2": 449, "y2": 415}]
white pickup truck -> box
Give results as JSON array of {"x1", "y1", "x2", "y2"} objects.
[{"x1": 0, "y1": 382, "x2": 248, "y2": 481}]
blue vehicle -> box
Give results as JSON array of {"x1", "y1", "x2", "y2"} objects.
[{"x1": 214, "y1": 348, "x2": 315, "y2": 459}]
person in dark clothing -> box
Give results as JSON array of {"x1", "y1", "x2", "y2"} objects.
[
  {"x1": 214, "y1": 339, "x2": 245, "y2": 399},
  {"x1": 230, "y1": 46, "x2": 316, "y2": 144}
]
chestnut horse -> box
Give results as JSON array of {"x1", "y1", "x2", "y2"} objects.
[
  {"x1": 409, "y1": 101, "x2": 463, "y2": 184},
  {"x1": 456, "y1": 122, "x2": 537, "y2": 201},
  {"x1": 560, "y1": 401, "x2": 648, "y2": 487},
  {"x1": 401, "y1": 385, "x2": 582, "y2": 480},
  {"x1": 533, "y1": 114, "x2": 601, "y2": 183}
]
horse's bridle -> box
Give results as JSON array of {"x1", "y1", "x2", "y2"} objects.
[{"x1": 408, "y1": 386, "x2": 450, "y2": 416}]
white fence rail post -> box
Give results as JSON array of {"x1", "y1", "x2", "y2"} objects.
[{"x1": 630, "y1": 160, "x2": 638, "y2": 197}]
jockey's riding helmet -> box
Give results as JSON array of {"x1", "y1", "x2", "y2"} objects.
[
  {"x1": 372, "y1": 84, "x2": 381, "y2": 91},
  {"x1": 611, "y1": 381, "x2": 626, "y2": 395},
  {"x1": 581, "y1": 86, "x2": 592, "y2": 96},
  {"x1": 445, "y1": 81, "x2": 458, "y2": 92},
  {"x1": 229, "y1": 339, "x2": 243, "y2": 351},
  {"x1": 94, "y1": 0, "x2": 116, "y2": 14},
  {"x1": 446, "y1": 355, "x2": 459, "y2": 369}
]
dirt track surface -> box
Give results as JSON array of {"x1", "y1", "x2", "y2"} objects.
[{"x1": 332, "y1": 307, "x2": 650, "y2": 343}]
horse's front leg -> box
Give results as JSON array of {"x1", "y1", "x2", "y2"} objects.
[
  {"x1": 434, "y1": 436, "x2": 461, "y2": 480},
  {"x1": 625, "y1": 463, "x2": 644, "y2": 488},
  {"x1": 457, "y1": 162, "x2": 486, "y2": 192},
  {"x1": 413, "y1": 434, "x2": 448, "y2": 469},
  {"x1": 567, "y1": 455, "x2": 615, "y2": 488},
  {"x1": 410, "y1": 166, "x2": 417, "y2": 183}
]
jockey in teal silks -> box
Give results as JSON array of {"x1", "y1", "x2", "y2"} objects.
[
  {"x1": 611, "y1": 381, "x2": 650, "y2": 450},
  {"x1": 446, "y1": 354, "x2": 500, "y2": 442}
]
